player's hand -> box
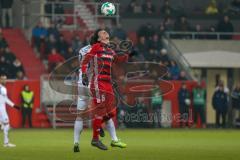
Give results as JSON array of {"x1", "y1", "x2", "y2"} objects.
[
  {"x1": 13, "y1": 105, "x2": 21, "y2": 110},
  {"x1": 82, "y1": 73, "x2": 89, "y2": 86}
]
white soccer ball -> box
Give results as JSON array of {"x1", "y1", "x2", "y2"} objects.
[
  {"x1": 101, "y1": 2, "x2": 116, "y2": 16},
  {"x1": 185, "y1": 98, "x2": 191, "y2": 106}
]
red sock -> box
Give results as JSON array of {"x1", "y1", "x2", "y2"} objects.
[{"x1": 92, "y1": 118, "x2": 102, "y2": 140}]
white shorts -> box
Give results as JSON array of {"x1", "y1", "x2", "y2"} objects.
[
  {"x1": 0, "y1": 110, "x2": 9, "y2": 124},
  {"x1": 77, "y1": 82, "x2": 90, "y2": 111}
]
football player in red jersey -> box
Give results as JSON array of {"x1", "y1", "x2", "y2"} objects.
[{"x1": 81, "y1": 29, "x2": 127, "y2": 150}]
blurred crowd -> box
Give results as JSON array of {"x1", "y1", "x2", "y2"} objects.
[
  {"x1": 126, "y1": 0, "x2": 240, "y2": 16},
  {"x1": 137, "y1": 14, "x2": 234, "y2": 40},
  {"x1": 0, "y1": 29, "x2": 26, "y2": 79}
]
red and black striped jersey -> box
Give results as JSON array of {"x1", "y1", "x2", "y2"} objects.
[{"x1": 81, "y1": 42, "x2": 128, "y2": 82}]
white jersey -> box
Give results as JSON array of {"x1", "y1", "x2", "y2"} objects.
[
  {"x1": 78, "y1": 45, "x2": 92, "y2": 85},
  {"x1": 77, "y1": 45, "x2": 91, "y2": 110},
  {"x1": 0, "y1": 84, "x2": 14, "y2": 123}
]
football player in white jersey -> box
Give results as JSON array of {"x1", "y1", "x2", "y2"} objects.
[{"x1": 0, "y1": 75, "x2": 20, "y2": 147}]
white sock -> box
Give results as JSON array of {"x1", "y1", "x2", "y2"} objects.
[
  {"x1": 105, "y1": 119, "x2": 118, "y2": 141},
  {"x1": 3, "y1": 124, "x2": 9, "y2": 144},
  {"x1": 74, "y1": 120, "x2": 83, "y2": 144}
]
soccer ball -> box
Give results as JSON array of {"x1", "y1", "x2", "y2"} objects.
[{"x1": 101, "y1": 2, "x2": 116, "y2": 16}]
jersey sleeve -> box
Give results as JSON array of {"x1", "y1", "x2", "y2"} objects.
[
  {"x1": 81, "y1": 44, "x2": 98, "y2": 74},
  {"x1": 1, "y1": 88, "x2": 14, "y2": 107}
]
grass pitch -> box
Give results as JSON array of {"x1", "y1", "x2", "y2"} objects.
[{"x1": 0, "y1": 129, "x2": 240, "y2": 160}]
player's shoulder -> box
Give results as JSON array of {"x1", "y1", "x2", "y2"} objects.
[
  {"x1": 79, "y1": 45, "x2": 91, "y2": 53},
  {"x1": 0, "y1": 85, "x2": 6, "y2": 93},
  {"x1": 82, "y1": 45, "x2": 91, "y2": 51}
]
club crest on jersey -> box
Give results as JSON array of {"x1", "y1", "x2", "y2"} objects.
[{"x1": 102, "y1": 54, "x2": 113, "y2": 59}]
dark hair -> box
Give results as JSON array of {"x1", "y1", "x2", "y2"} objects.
[{"x1": 90, "y1": 29, "x2": 103, "y2": 45}]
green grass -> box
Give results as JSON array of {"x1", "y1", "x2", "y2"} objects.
[{"x1": 1, "y1": 129, "x2": 240, "y2": 160}]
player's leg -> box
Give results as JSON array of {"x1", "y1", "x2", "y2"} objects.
[
  {"x1": 104, "y1": 91, "x2": 127, "y2": 148},
  {"x1": 73, "y1": 95, "x2": 88, "y2": 152},
  {"x1": 1, "y1": 114, "x2": 15, "y2": 147},
  {"x1": 73, "y1": 116, "x2": 83, "y2": 152},
  {"x1": 91, "y1": 116, "x2": 108, "y2": 150},
  {"x1": 104, "y1": 116, "x2": 127, "y2": 148},
  {"x1": 90, "y1": 83, "x2": 108, "y2": 150}
]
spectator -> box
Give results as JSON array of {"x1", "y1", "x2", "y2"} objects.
[
  {"x1": 215, "y1": 80, "x2": 229, "y2": 94},
  {"x1": 57, "y1": 35, "x2": 69, "y2": 57},
  {"x1": 127, "y1": 0, "x2": 142, "y2": 14},
  {"x1": 0, "y1": 0, "x2": 14, "y2": 28},
  {"x1": 229, "y1": 0, "x2": 240, "y2": 15},
  {"x1": 217, "y1": 15, "x2": 234, "y2": 39},
  {"x1": 45, "y1": 34, "x2": 58, "y2": 58},
  {"x1": 145, "y1": 23, "x2": 155, "y2": 40},
  {"x1": 148, "y1": 34, "x2": 162, "y2": 52},
  {"x1": 16, "y1": 71, "x2": 26, "y2": 80},
  {"x1": 32, "y1": 22, "x2": 48, "y2": 51},
  {"x1": 71, "y1": 35, "x2": 82, "y2": 52},
  {"x1": 164, "y1": 72, "x2": 172, "y2": 80},
  {"x1": 156, "y1": 23, "x2": 165, "y2": 38},
  {"x1": 1, "y1": 47, "x2": 16, "y2": 64},
  {"x1": 21, "y1": 85, "x2": 34, "y2": 128},
  {"x1": 178, "y1": 71, "x2": 187, "y2": 80},
  {"x1": 159, "y1": 48, "x2": 169, "y2": 63},
  {"x1": 231, "y1": 84, "x2": 240, "y2": 110},
  {"x1": 212, "y1": 84, "x2": 228, "y2": 128},
  {"x1": 137, "y1": 23, "x2": 155, "y2": 40},
  {"x1": 231, "y1": 84, "x2": 240, "y2": 123},
  {"x1": 47, "y1": 48, "x2": 65, "y2": 71},
  {"x1": 151, "y1": 85, "x2": 162, "y2": 128},
  {"x1": 0, "y1": 33, "x2": 8, "y2": 49},
  {"x1": 136, "y1": 36, "x2": 148, "y2": 59},
  {"x1": 169, "y1": 60, "x2": 180, "y2": 80},
  {"x1": 64, "y1": 47, "x2": 75, "y2": 60},
  {"x1": 194, "y1": 24, "x2": 205, "y2": 39},
  {"x1": 163, "y1": 17, "x2": 174, "y2": 31},
  {"x1": 0, "y1": 56, "x2": 10, "y2": 77},
  {"x1": 174, "y1": 16, "x2": 191, "y2": 32},
  {"x1": 178, "y1": 82, "x2": 190, "y2": 127},
  {"x1": 174, "y1": 15, "x2": 192, "y2": 39},
  {"x1": 54, "y1": 0, "x2": 65, "y2": 27},
  {"x1": 206, "y1": 26, "x2": 217, "y2": 39},
  {"x1": 161, "y1": 0, "x2": 173, "y2": 16},
  {"x1": 142, "y1": 0, "x2": 155, "y2": 14},
  {"x1": 47, "y1": 22, "x2": 60, "y2": 40},
  {"x1": 205, "y1": 0, "x2": 219, "y2": 15},
  {"x1": 112, "y1": 24, "x2": 127, "y2": 40},
  {"x1": 11, "y1": 59, "x2": 25, "y2": 79},
  {"x1": 192, "y1": 83, "x2": 206, "y2": 128},
  {"x1": 145, "y1": 48, "x2": 159, "y2": 62}
]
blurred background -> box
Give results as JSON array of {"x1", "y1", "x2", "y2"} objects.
[{"x1": 0, "y1": 0, "x2": 240, "y2": 130}]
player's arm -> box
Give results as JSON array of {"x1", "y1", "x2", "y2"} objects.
[
  {"x1": 81, "y1": 44, "x2": 98, "y2": 85},
  {"x1": 1, "y1": 88, "x2": 20, "y2": 110},
  {"x1": 113, "y1": 51, "x2": 129, "y2": 63}
]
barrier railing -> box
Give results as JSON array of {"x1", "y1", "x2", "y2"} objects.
[{"x1": 165, "y1": 31, "x2": 240, "y2": 40}]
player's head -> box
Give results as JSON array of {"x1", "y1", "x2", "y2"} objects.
[
  {"x1": 0, "y1": 74, "x2": 7, "y2": 85},
  {"x1": 24, "y1": 84, "x2": 30, "y2": 91},
  {"x1": 91, "y1": 29, "x2": 110, "y2": 45}
]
